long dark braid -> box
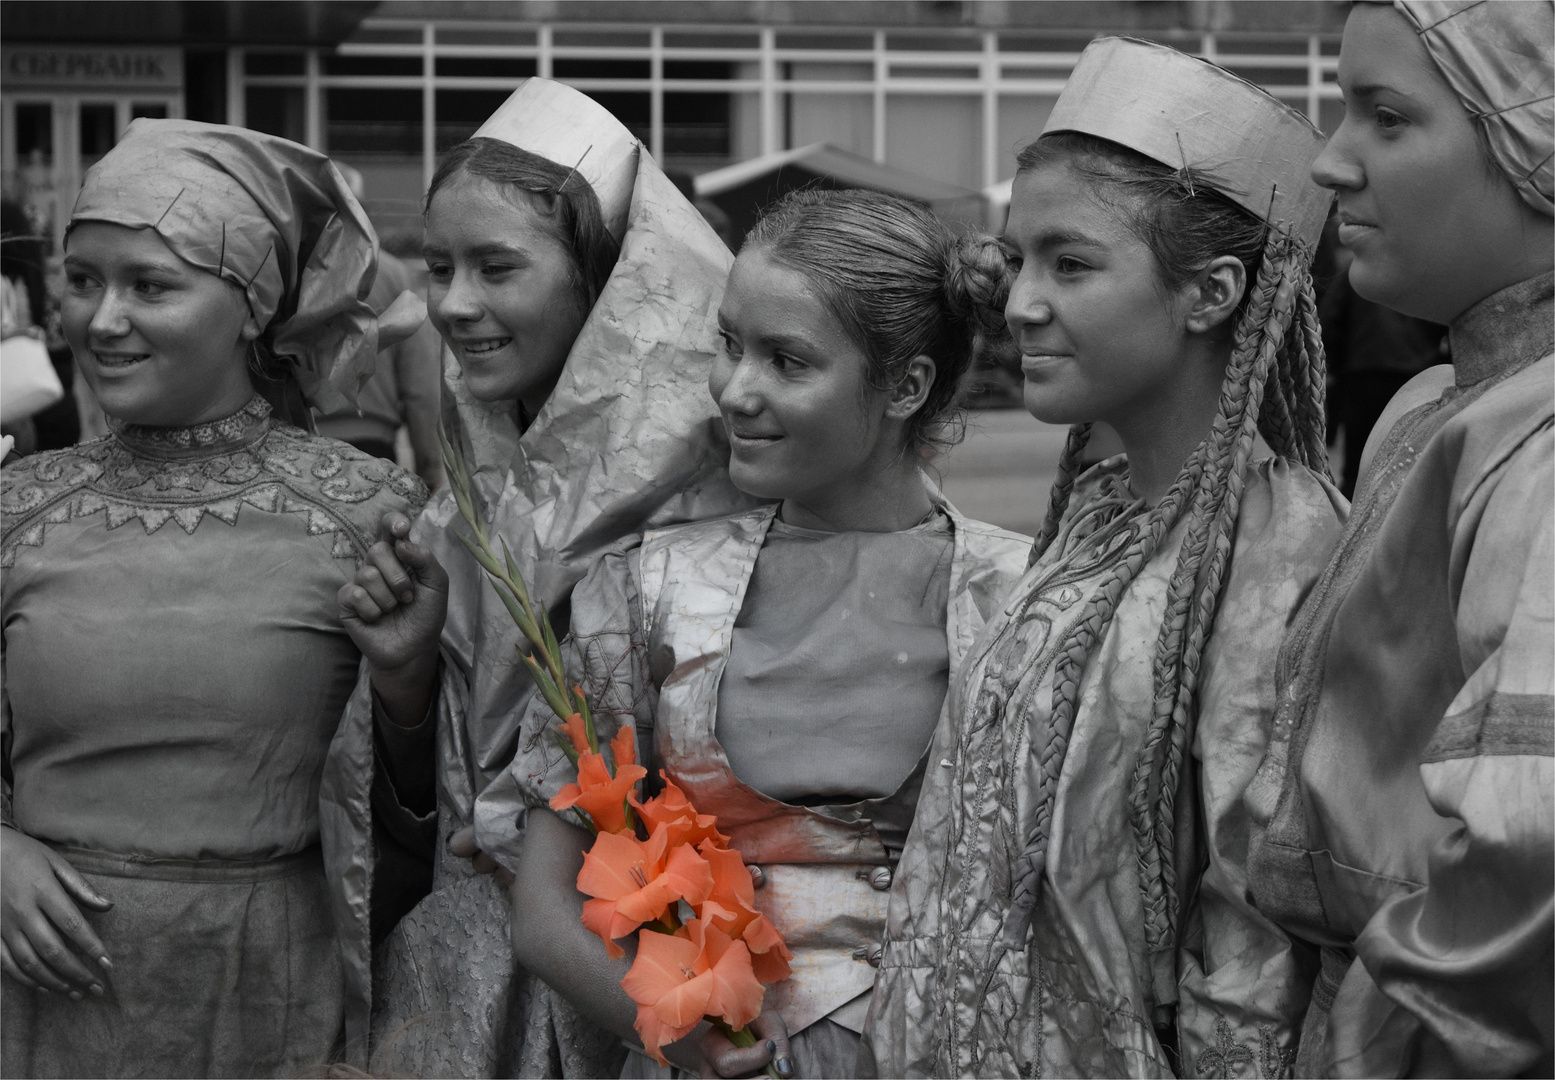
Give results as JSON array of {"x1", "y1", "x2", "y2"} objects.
[{"x1": 998, "y1": 135, "x2": 1329, "y2": 1005}]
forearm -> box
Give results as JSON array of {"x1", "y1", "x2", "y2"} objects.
[
  {"x1": 511, "y1": 810, "x2": 704, "y2": 1071},
  {"x1": 370, "y1": 649, "x2": 440, "y2": 731}
]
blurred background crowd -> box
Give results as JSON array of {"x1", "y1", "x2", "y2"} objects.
[{"x1": 1, "y1": 0, "x2": 1449, "y2": 533}]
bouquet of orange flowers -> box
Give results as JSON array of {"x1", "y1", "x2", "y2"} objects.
[{"x1": 441, "y1": 431, "x2": 793, "y2": 1065}]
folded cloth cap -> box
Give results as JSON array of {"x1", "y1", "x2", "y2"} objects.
[
  {"x1": 68, "y1": 118, "x2": 378, "y2": 414},
  {"x1": 472, "y1": 78, "x2": 641, "y2": 242},
  {"x1": 1394, "y1": 0, "x2": 1554, "y2": 217},
  {"x1": 1043, "y1": 36, "x2": 1333, "y2": 249}
]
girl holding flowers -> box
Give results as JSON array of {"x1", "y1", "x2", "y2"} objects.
[
  {"x1": 502, "y1": 188, "x2": 1030, "y2": 1077},
  {"x1": 336, "y1": 79, "x2": 752, "y2": 1075},
  {"x1": 863, "y1": 38, "x2": 1348, "y2": 1078}
]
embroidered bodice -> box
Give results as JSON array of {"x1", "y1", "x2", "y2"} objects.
[
  {"x1": 1, "y1": 397, "x2": 426, "y2": 861},
  {"x1": 2, "y1": 396, "x2": 426, "y2": 567}
]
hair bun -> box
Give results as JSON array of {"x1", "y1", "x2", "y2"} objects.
[{"x1": 942, "y1": 233, "x2": 1012, "y2": 339}]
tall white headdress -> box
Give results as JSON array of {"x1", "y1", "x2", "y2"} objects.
[{"x1": 474, "y1": 77, "x2": 641, "y2": 242}]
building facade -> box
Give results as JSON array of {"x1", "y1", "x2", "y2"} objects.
[{"x1": 3, "y1": 0, "x2": 1349, "y2": 247}]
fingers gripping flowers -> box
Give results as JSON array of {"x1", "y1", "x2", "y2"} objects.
[{"x1": 441, "y1": 431, "x2": 792, "y2": 1067}]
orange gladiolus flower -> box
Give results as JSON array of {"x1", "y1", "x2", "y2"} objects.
[
  {"x1": 576, "y1": 827, "x2": 715, "y2": 955},
  {"x1": 557, "y1": 712, "x2": 590, "y2": 755},
  {"x1": 551, "y1": 748, "x2": 647, "y2": 836},
  {"x1": 610, "y1": 724, "x2": 637, "y2": 769},
  {"x1": 631, "y1": 772, "x2": 728, "y2": 850},
  {"x1": 698, "y1": 843, "x2": 793, "y2": 983},
  {"x1": 621, "y1": 921, "x2": 765, "y2": 1065}
]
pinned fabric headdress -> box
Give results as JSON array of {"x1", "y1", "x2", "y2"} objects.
[
  {"x1": 1395, "y1": 0, "x2": 1554, "y2": 217},
  {"x1": 473, "y1": 78, "x2": 641, "y2": 242},
  {"x1": 69, "y1": 119, "x2": 378, "y2": 416},
  {"x1": 1044, "y1": 36, "x2": 1332, "y2": 248}
]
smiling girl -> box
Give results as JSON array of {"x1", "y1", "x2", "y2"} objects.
[
  {"x1": 862, "y1": 38, "x2": 1348, "y2": 1078},
  {"x1": 498, "y1": 188, "x2": 1029, "y2": 1079},
  {"x1": 1245, "y1": 3, "x2": 1554, "y2": 1074},
  {"x1": 335, "y1": 79, "x2": 753, "y2": 1076},
  {"x1": 0, "y1": 120, "x2": 426, "y2": 1077}
]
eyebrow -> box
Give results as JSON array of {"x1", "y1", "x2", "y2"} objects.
[
  {"x1": 1003, "y1": 228, "x2": 1109, "y2": 252},
  {"x1": 716, "y1": 316, "x2": 824, "y2": 355},
  {"x1": 468, "y1": 242, "x2": 532, "y2": 259},
  {"x1": 63, "y1": 254, "x2": 185, "y2": 277},
  {"x1": 1344, "y1": 81, "x2": 1420, "y2": 105}
]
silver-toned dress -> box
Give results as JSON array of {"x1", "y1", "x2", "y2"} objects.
[
  {"x1": 357, "y1": 156, "x2": 757, "y2": 1078},
  {"x1": 863, "y1": 457, "x2": 1346, "y2": 1078},
  {"x1": 1247, "y1": 272, "x2": 1554, "y2": 1077},
  {"x1": 508, "y1": 498, "x2": 1031, "y2": 1078}
]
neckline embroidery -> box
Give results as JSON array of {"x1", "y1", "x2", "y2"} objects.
[
  {"x1": 2, "y1": 418, "x2": 424, "y2": 567},
  {"x1": 110, "y1": 395, "x2": 274, "y2": 460}
]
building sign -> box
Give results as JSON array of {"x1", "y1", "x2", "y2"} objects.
[{"x1": 2, "y1": 46, "x2": 182, "y2": 89}]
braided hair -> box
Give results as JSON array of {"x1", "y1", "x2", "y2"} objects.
[{"x1": 1001, "y1": 133, "x2": 1330, "y2": 1016}]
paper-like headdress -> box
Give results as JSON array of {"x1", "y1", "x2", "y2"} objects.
[
  {"x1": 1044, "y1": 37, "x2": 1332, "y2": 249},
  {"x1": 71, "y1": 118, "x2": 377, "y2": 415},
  {"x1": 1394, "y1": 0, "x2": 1553, "y2": 217},
  {"x1": 473, "y1": 78, "x2": 641, "y2": 242}
]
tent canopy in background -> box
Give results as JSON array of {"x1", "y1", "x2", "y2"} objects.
[{"x1": 694, "y1": 142, "x2": 988, "y2": 244}]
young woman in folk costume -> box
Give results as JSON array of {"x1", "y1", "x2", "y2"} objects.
[
  {"x1": 335, "y1": 79, "x2": 754, "y2": 1076},
  {"x1": 1245, "y1": 3, "x2": 1554, "y2": 1074},
  {"x1": 498, "y1": 188, "x2": 1030, "y2": 1078},
  {"x1": 0, "y1": 120, "x2": 427, "y2": 1076},
  {"x1": 862, "y1": 38, "x2": 1350, "y2": 1078}
]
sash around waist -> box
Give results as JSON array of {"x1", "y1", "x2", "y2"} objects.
[{"x1": 45, "y1": 842, "x2": 325, "y2": 883}]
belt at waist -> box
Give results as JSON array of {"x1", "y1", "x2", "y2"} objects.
[{"x1": 46, "y1": 842, "x2": 324, "y2": 883}]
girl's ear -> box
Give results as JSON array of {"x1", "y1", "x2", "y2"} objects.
[
  {"x1": 1184, "y1": 255, "x2": 1247, "y2": 336},
  {"x1": 885, "y1": 354, "x2": 937, "y2": 421},
  {"x1": 238, "y1": 302, "x2": 263, "y2": 344}
]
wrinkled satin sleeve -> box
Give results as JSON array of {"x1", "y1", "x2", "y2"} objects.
[
  {"x1": 1177, "y1": 458, "x2": 1347, "y2": 1075},
  {"x1": 499, "y1": 547, "x2": 654, "y2": 847},
  {"x1": 1330, "y1": 424, "x2": 1554, "y2": 1077}
]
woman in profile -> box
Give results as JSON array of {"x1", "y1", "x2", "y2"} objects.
[
  {"x1": 1247, "y1": 2, "x2": 1553, "y2": 1073},
  {"x1": 1, "y1": 119, "x2": 426, "y2": 1077}
]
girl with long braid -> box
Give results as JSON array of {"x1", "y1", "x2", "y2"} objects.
[{"x1": 862, "y1": 38, "x2": 1346, "y2": 1078}]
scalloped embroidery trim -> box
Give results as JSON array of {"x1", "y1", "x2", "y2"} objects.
[{"x1": 1, "y1": 482, "x2": 362, "y2": 568}]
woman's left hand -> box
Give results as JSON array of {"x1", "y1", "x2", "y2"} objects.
[{"x1": 699, "y1": 1010, "x2": 795, "y2": 1078}]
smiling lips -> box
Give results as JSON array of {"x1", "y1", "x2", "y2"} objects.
[
  {"x1": 92, "y1": 350, "x2": 151, "y2": 370},
  {"x1": 726, "y1": 422, "x2": 781, "y2": 446},
  {"x1": 456, "y1": 337, "x2": 512, "y2": 357}
]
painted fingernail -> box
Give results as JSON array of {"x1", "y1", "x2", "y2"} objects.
[
  {"x1": 776, "y1": 1056, "x2": 793, "y2": 1076},
  {"x1": 765, "y1": 1040, "x2": 776, "y2": 1056}
]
